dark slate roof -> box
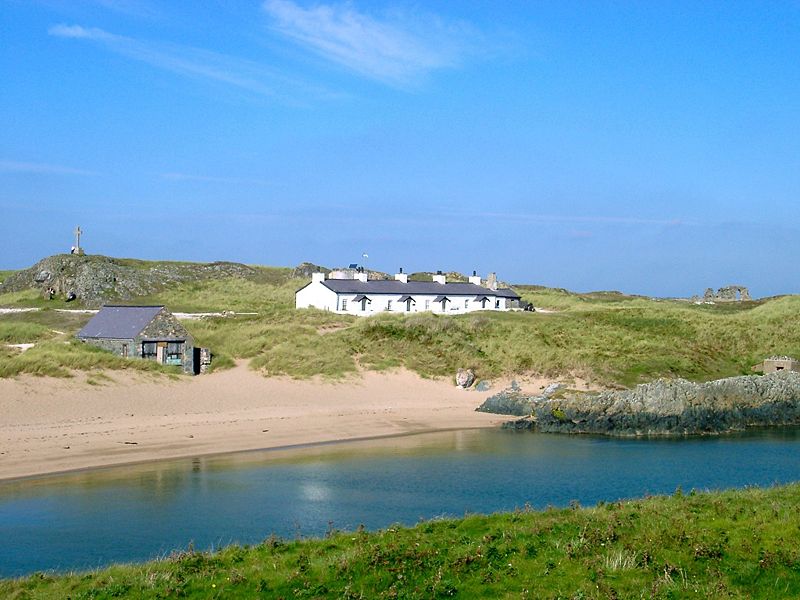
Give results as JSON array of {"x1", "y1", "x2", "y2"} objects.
[
  {"x1": 433, "y1": 295, "x2": 449, "y2": 302},
  {"x1": 398, "y1": 295, "x2": 414, "y2": 303},
  {"x1": 352, "y1": 294, "x2": 370, "y2": 302},
  {"x1": 494, "y1": 288, "x2": 521, "y2": 299},
  {"x1": 322, "y1": 279, "x2": 496, "y2": 296},
  {"x1": 76, "y1": 305, "x2": 164, "y2": 339}
]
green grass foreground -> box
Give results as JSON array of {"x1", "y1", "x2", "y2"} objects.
[
  {"x1": 3, "y1": 484, "x2": 800, "y2": 599},
  {"x1": 3, "y1": 262, "x2": 800, "y2": 386}
]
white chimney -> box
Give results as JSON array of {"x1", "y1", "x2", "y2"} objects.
[
  {"x1": 468, "y1": 270, "x2": 481, "y2": 286},
  {"x1": 433, "y1": 270, "x2": 446, "y2": 285},
  {"x1": 356, "y1": 271, "x2": 368, "y2": 282},
  {"x1": 312, "y1": 272, "x2": 325, "y2": 283},
  {"x1": 394, "y1": 267, "x2": 408, "y2": 284}
]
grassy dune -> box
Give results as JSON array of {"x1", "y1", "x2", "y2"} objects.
[
  {"x1": 3, "y1": 484, "x2": 799, "y2": 598},
  {"x1": 142, "y1": 276, "x2": 800, "y2": 386},
  {"x1": 2, "y1": 267, "x2": 800, "y2": 386}
]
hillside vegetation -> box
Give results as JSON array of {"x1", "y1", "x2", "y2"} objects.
[
  {"x1": 2, "y1": 256, "x2": 800, "y2": 386},
  {"x1": 3, "y1": 484, "x2": 799, "y2": 599}
]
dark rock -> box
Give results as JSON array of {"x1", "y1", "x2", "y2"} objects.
[
  {"x1": 522, "y1": 372, "x2": 800, "y2": 436},
  {"x1": 501, "y1": 417, "x2": 534, "y2": 430},
  {"x1": 476, "y1": 386, "x2": 537, "y2": 416},
  {"x1": 475, "y1": 380, "x2": 492, "y2": 392}
]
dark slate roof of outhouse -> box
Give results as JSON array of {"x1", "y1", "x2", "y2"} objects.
[
  {"x1": 77, "y1": 305, "x2": 164, "y2": 340},
  {"x1": 493, "y1": 288, "x2": 521, "y2": 299}
]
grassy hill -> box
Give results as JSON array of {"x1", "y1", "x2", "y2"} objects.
[
  {"x1": 2, "y1": 483, "x2": 798, "y2": 598},
  {"x1": 2, "y1": 256, "x2": 800, "y2": 386}
]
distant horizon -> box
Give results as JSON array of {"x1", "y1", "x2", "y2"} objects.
[{"x1": 2, "y1": 2, "x2": 799, "y2": 299}]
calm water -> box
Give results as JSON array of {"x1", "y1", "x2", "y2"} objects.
[{"x1": 1, "y1": 427, "x2": 800, "y2": 577}]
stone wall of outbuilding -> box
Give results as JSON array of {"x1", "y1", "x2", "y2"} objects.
[{"x1": 80, "y1": 309, "x2": 195, "y2": 374}]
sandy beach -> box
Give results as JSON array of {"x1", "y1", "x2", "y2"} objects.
[{"x1": 0, "y1": 364, "x2": 526, "y2": 481}]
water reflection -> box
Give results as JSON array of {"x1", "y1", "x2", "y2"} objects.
[{"x1": 1, "y1": 427, "x2": 800, "y2": 577}]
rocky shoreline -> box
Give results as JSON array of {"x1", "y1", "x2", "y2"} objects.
[{"x1": 477, "y1": 371, "x2": 800, "y2": 436}]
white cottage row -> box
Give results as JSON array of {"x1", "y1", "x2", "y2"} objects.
[{"x1": 295, "y1": 271, "x2": 523, "y2": 316}]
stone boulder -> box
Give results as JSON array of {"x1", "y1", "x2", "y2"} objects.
[{"x1": 455, "y1": 368, "x2": 475, "y2": 389}]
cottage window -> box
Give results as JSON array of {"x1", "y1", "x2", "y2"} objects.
[
  {"x1": 464, "y1": 300, "x2": 469, "y2": 310},
  {"x1": 425, "y1": 299, "x2": 430, "y2": 310},
  {"x1": 387, "y1": 300, "x2": 393, "y2": 311},
  {"x1": 142, "y1": 342, "x2": 157, "y2": 360},
  {"x1": 495, "y1": 299, "x2": 500, "y2": 309},
  {"x1": 166, "y1": 342, "x2": 184, "y2": 366},
  {"x1": 341, "y1": 299, "x2": 347, "y2": 311},
  {"x1": 122, "y1": 343, "x2": 128, "y2": 358}
]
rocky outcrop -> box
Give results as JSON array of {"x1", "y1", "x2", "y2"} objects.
[
  {"x1": 475, "y1": 381, "x2": 560, "y2": 417},
  {"x1": 0, "y1": 254, "x2": 257, "y2": 307},
  {"x1": 291, "y1": 262, "x2": 330, "y2": 279},
  {"x1": 486, "y1": 372, "x2": 800, "y2": 436}
]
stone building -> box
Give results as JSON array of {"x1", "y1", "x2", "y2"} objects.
[
  {"x1": 756, "y1": 356, "x2": 800, "y2": 374},
  {"x1": 76, "y1": 305, "x2": 195, "y2": 374}
]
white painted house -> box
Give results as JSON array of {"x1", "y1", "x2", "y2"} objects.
[{"x1": 295, "y1": 270, "x2": 524, "y2": 316}]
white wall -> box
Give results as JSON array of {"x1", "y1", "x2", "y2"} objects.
[
  {"x1": 329, "y1": 292, "x2": 506, "y2": 316},
  {"x1": 296, "y1": 282, "x2": 515, "y2": 316},
  {"x1": 295, "y1": 282, "x2": 339, "y2": 312}
]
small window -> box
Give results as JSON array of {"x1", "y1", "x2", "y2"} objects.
[
  {"x1": 142, "y1": 342, "x2": 157, "y2": 360},
  {"x1": 425, "y1": 299, "x2": 430, "y2": 311},
  {"x1": 387, "y1": 300, "x2": 392, "y2": 311},
  {"x1": 166, "y1": 342, "x2": 184, "y2": 366},
  {"x1": 341, "y1": 298, "x2": 347, "y2": 311},
  {"x1": 464, "y1": 299, "x2": 469, "y2": 309},
  {"x1": 495, "y1": 300, "x2": 500, "y2": 309},
  {"x1": 122, "y1": 343, "x2": 128, "y2": 358}
]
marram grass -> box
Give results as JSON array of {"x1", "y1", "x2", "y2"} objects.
[
  {"x1": 3, "y1": 484, "x2": 800, "y2": 599},
  {"x1": 3, "y1": 271, "x2": 800, "y2": 386}
]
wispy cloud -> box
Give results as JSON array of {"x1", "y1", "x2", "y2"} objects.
[
  {"x1": 161, "y1": 172, "x2": 273, "y2": 186},
  {"x1": 262, "y1": 0, "x2": 476, "y2": 87},
  {"x1": 0, "y1": 160, "x2": 98, "y2": 176},
  {"x1": 454, "y1": 211, "x2": 693, "y2": 227},
  {"x1": 48, "y1": 24, "x2": 336, "y2": 103}
]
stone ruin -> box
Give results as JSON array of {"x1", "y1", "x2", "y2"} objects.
[{"x1": 694, "y1": 285, "x2": 751, "y2": 303}]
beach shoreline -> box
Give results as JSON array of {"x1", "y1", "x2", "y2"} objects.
[{"x1": 0, "y1": 363, "x2": 536, "y2": 481}]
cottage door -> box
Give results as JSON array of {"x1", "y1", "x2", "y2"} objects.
[{"x1": 156, "y1": 342, "x2": 167, "y2": 364}]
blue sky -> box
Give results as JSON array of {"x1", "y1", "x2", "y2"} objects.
[{"x1": 1, "y1": 1, "x2": 799, "y2": 297}]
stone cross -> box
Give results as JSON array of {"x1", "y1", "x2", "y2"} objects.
[{"x1": 74, "y1": 226, "x2": 82, "y2": 249}]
